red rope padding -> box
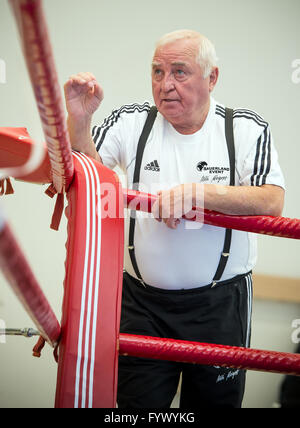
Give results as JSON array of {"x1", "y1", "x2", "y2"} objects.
[
  {"x1": 55, "y1": 154, "x2": 124, "y2": 408},
  {"x1": 9, "y1": 0, "x2": 74, "y2": 194},
  {"x1": 0, "y1": 222, "x2": 61, "y2": 347},
  {"x1": 125, "y1": 189, "x2": 300, "y2": 240},
  {"x1": 119, "y1": 334, "x2": 300, "y2": 376},
  {"x1": 198, "y1": 210, "x2": 300, "y2": 240}
]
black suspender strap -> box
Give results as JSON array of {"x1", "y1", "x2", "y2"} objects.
[
  {"x1": 225, "y1": 107, "x2": 236, "y2": 186},
  {"x1": 128, "y1": 106, "x2": 158, "y2": 283},
  {"x1": 212, "y1": 107, "x2": 235, "y2": 284},
  {"x1": 128, "y1": 106, "x2": 235, "y2": 286}
]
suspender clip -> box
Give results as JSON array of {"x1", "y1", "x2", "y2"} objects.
[{"x1": 138, "y1": 278, "x2": 146, "y2": 288}]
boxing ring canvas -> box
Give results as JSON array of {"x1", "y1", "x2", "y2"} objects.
[{"x1": 1, "y1": 0, "x2": 300, "y2": 408}]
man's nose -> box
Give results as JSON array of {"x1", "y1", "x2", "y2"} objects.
[{"x1": 161, "y1": 73, "x2": 175, "y2": 92}]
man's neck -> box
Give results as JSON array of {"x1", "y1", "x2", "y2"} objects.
[{"x1": 171, "y1": 101, "x2": 210, "y2": 135}]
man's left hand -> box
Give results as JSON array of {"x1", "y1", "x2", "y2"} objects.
[{"x1": 151, "y1": 183, "x2": 200, "y2": 229}]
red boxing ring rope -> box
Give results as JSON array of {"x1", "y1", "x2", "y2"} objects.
[
  {"x1": 125, "y1": 189, "x2": 300, "y2": 240},
  {"x1": 9, "y1": 0, "x2": 74, "y2": 194},
  {"x1": 119, "y1": 334, "x2": 300, "y2": 377},
  {"x1": 0, "y1": 217, "x2": 60, "y2": 347}
]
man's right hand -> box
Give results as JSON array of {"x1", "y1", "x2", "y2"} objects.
[
  {"x1": 64, "y1": 72, "x2": 104, "y2": 121},
  {"x1": 63, "y1": 72, "x2": 103, "y2": 161}
]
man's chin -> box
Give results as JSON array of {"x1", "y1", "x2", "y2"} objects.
[{"x1": 158, "y1": 104, "x2": 183, "y2": 119}]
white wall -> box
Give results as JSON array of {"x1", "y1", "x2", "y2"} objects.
[{"x1": 0, "y1": 0, "x2": 299, "y2": 408}]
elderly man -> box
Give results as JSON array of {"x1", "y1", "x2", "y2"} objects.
[{"x1": 64, "y1": 30, "x2": 285, "y2": 408}]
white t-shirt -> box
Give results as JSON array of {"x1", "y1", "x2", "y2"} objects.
[{"x1": 92, "y1": 98, "x2": 285, "y2": 289}]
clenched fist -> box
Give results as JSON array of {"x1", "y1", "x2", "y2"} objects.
[{"x1": 64, "y1": 72, "x2": 104, "y2": 121}]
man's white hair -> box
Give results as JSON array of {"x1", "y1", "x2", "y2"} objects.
[{"x1": 154, "y1": 30, "x2": 218, "y2": 79}]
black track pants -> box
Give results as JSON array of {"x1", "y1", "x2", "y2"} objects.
[{"x1": 117, "y1": 271, "x2": 253, "y2": 408}]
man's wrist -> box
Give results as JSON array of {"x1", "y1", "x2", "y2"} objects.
[
  {"x1": 192, "y1": 183, "x2": 205, "y2": 209},
  {"x1": 67, "y1": 114, "x2": 92, "y2": 132},
  {"x1": 67, "y1": 115, "x2": 93, "y2": 150}
]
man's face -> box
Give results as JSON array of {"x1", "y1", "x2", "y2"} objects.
[{"x1": 151, "y1": 38, "x2": 218, "y2": 133}]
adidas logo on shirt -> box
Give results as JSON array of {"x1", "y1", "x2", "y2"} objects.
[{"x1": 144, "y1": 160, "x2": 160, "y2": 172}]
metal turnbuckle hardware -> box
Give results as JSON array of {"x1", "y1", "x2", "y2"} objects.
[{"x1": 0, "y1": 328, "x2": 40, "y2": 338}]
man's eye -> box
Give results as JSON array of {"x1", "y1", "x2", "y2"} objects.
[
  {"x1": 153, "y1": 69, "x2": 163, "y2": 80},
  {"x1": 175, "y1": 69, "x2": 185, "y2": 76}
]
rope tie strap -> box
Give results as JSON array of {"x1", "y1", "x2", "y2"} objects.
[
  {"x1": 33, "y1": 335, "x2": 59, "y2": 362},
  {"x1": 45, "y1": 183, "x2": 64, "y2": 231},
  {"x1": 0, "y1": 178, "x2": 14, "y2": 196},
  {"x1": 32, "y1": 335, "x2": 46, "y2": 358}
]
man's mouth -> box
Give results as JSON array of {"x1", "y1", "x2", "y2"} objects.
[{"x1": 162, "y1": 99, "x2": 180, "y2": 103}]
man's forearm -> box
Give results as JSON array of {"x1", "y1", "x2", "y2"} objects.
[
  {"x1": 67, "y1": 115, "x2": 101, "y2": 162},
  {"x1": 193, "y1": 183, "x2": 285, "y2": 217}
]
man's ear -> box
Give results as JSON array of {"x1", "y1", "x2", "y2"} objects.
[{"x1": 209, "y1": 67, "x2": 219, "y2": 92}]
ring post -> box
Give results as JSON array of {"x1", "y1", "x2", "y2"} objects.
[{"x1": 55, "y1": 153, "x2": 124, "y2": 408}]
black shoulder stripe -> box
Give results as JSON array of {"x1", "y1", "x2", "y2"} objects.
[
  {"x1": 251, "y1": 135, "x2": 261, "y2": 186},
  {"x1": 215, "y1": 111, "x2": 225, "y2": 119},
  {"x1": 215, "y1": 105, "x2": 225, "y2": 118},
  {"x1": 251, "y1": 126, "x2": 271, "y2": 186},
  {"x1": 92, "y1": 125, "x2": 100, "y2": 142},
  {"x1": 216, "y1": 104, "x2": 272, "y2": 186},
  {"x1": 261, "y1": 128, "x2": 271, "y2": 185},
  {"x1": 216, "y1": 105, "x2": 268, "y2": 128},
  {"x1": 233, "y1": 112, "x2": 268, "y2": 129},
  {"x1": 93, "y1": 102, "x2": 150, "y2": 151},
  {"x1": 257, "y1": 127, "x2": 268, "y2": 185},
  {"x1": 101, "y1": 102, "x2": 150, "y2": 132},
  {"x1": 216, "y1": 104, "x2": 225, "y2": 112},
  {"x1": 234, "y1": 108, "x2": 267, "y2": 126}
]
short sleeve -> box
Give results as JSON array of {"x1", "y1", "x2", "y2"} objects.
[
  {"x1": 238, "y1": 123, "x2": 285, "y2": 189},
  {"x1": 92, "y1": 109, "x2": 125, "y2": 171},
  {"x1": 92, "y1": 102, "x2": 151, "y2": 172}
]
